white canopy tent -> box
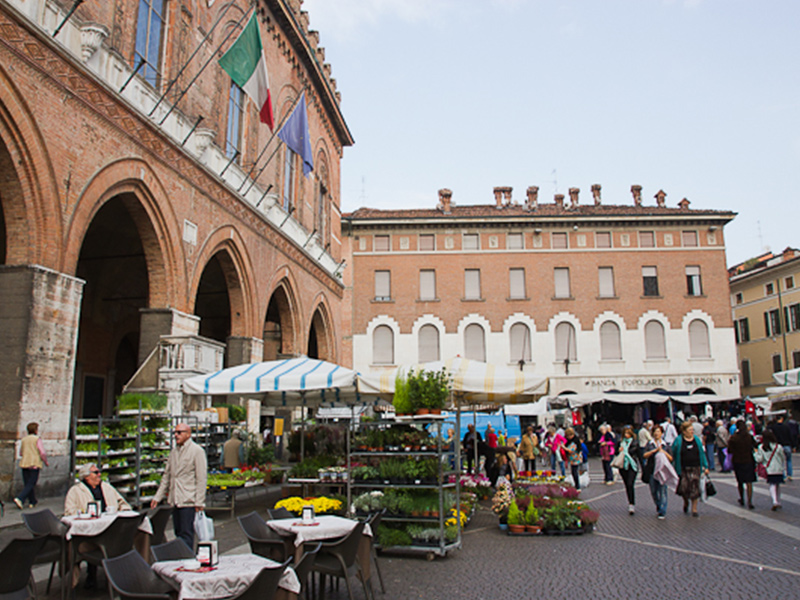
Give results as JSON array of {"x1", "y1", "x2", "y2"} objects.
[
  {"x1": 547, "y1": 391, "x2": 739, "y2": 409},
  {"x1": 773, "y1": 367, "x2": 800, "y2": 387},
  {"x1": 502, "y1": 398, "x2": 550, "y2": 416}
]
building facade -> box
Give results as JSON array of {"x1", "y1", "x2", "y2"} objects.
[
  {"x1": 729, "y1": 248, "x2": 800, "y2": 398},
  {"x1": 0, "y1": 0, "x2": 351, "y2": 495},
  {"x1": 342, "y1": 186, "x2": 740, "y2": 406}
]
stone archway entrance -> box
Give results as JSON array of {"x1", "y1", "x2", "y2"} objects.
[
  {"x1": 263, "y1": 284, "x2": 296, "y2": 361},
  {"x1": 75, "y1": 195, "x2": 151, "y2": 417},
  {"x1": 195, "y1": 251, "x2": 233, "y2": 345},
  {"x1": 308, "y1": 306, "x2": 332, "y2": 361}
]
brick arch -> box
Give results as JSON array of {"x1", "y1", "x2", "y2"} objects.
[
  {"x1": 191, "y1": 225, "x2": 257, "y2": 338},
  {"x1": 0, "y1": 63, "x2": 62, "y2": 266},
  {"x1": 63, "y1": 158, "x2": 183, "y2": 308},
  {"x1": 308, "y1": 293, "x2": 336, "y2": 362},
  {"x1": 263, "y1": 266, "x2": 302, "y2": 357}
]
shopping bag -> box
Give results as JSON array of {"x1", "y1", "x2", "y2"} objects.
[
  {"x1": 579, "y1": 470, "x2": 591, "y2": 488},
  {"x1": 705, "y1": 476, "x2": 717, "y2": 498},
  {"x1": 723, "y1": 449, "x2": 733, "y2": 472},
  {"x1": 194, "y1": 510, "x2": 215, "y2": 541}
]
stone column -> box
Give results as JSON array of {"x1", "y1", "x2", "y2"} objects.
[
  {"x1": 0, "y1": 265, "x2": 84, "y2": 498},
  {"x1": 227, "y1": 336, "x2": 265, "y2": 367},
  {"x1": 138, "y1": 308, "x2": 200, "y2": 365}
]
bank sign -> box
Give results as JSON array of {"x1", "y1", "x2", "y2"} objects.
[{"x1": 575, "y1": 373, "x2": 739, "y2": 394}]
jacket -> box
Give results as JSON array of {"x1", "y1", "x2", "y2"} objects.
[
  {"x1": 153, "y1": 439, "x2": 207, "y2": 508},
  {"x1": 619, "y1": 438, "x2": 639, "y2": 471},
  {"x1": 64, "y1": 480, "x2": 131, "y2": 516},
  {"x1": 223, "y1": 437, "x2": 244, "y2": 469},
  {"x1": 519, "y1": 433, "x2": 538, "y2": 460},
  {"x1": 671, "y1": 435, "x2": 708, "y2": 476},
  {"x1": 754, "y1": 444, "x2": 786, "y2": 475},
  {"x1": 727, "y1": 431, "x2": 756, "y2": 464},
  {"x1": 19, "y1": 434, "x2": 47, "y2": 469}
]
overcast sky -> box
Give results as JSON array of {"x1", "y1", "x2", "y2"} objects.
[{"x1": 302, "y1": 0, "x2": 800, "y2": 267}]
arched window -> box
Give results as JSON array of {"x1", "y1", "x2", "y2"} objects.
[
  {"x1": 689, "y1": 319, "x2": 711, "y2": 358},
  {"x1": 509, "y1": 323, "x2": 532, "y2": 364},
  {"x1": 644, "y1": 320, "x2": 667, "y2": 359},
  {"x1": 464, "y1": 324, "x2": 486, "y2": 362},
  {"x1": 599, "y1": 321, "x2": 622, "y2": 360},
  {"x1": 554, "y1": 322, "x2": 577, "y2": 362},
  {"x1": 372, "y1": 325, "x2": 394, "y2": 365},
  {"x1": 418, "y1": 325, "x2": 440, "y2": 363}
]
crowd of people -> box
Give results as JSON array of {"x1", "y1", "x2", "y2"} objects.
[{"x1": 459, "y1": 412, "x2": 797, "y2": 520}]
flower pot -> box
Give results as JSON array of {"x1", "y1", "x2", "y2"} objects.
[
  {"x1": 498, "y1": 523, "x2": 508, "y2": 531},
  {"x1": 416, "y1": 408, "x2": 430, "y2": 415},
  {"x1": 508, "y1": 524, "x2": 526, "y2": 534},
  {"x1": 525, "y1": 525, "x2": 541, "y2": 534},
  {"x1": 430, "y1": 408, "x2": 442, "y2": 415}
]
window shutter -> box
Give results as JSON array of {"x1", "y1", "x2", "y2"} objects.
[
  {"x1": 420, "y1": 270, "x2": 436, "y2": 300},
  {"x1": 374, "y1": 235, "x2": 390, "y2": 251},
  {"x1": 689, "y1": 319, "x2": 710, "y2": 358},
  {"x1": 509, "y1": 268, "x2": 525, "y2": 299},
  {"x1": 600, "y1": 321, "x2": 622, "y2": 360},
  {"x1": 372, "y1": 326, "x2": 394, "y2": 364},
  {"x1": 639, "y1": 231, "x2": 655, "y2": 247},
  {"x1": 464, "y1": 324, "x2": 486, "y2": 361},
  {"x1": 374, "y1": 271, "x2": 390, "y2": 299},
  {"x1": 465, "y1": 269, "x2": 481, "y2": 299},
  {"x1": 463, "y1": 234, "x2": 479, "y2": 250},
  {"x1": 419, "y1": 234, "x2": 435, "y2": 251},
  {"x1": 596, "y1": 232, "x2": 611, "y2": 248},
  {"x1": 554, "y1": 268, "x2": 570, "y2": 298},
  {"x1": 418, "y1": 325, "x2": 440, "y2": 362},
  {"x1": 644, "y1": 321, "x2": 666, "y2": 359},
  {"x1": 682, "y1": 231, "x2": 698, "y2": 247},
  {"x1": 598, "y1": 267, "x2": 615, "y2": 297},
  {"x1": 552, "y1": 232, "x2": 568, "y2": 249},
  {"x1": 555, "y1": 323, "x2": 577, "y2": 361},
  {"x1": 507, "y1": 233, "x2": 523, "y2": 249},
  {"x1": 509, "y1": 323, "x2": 531, "y2": 363}
]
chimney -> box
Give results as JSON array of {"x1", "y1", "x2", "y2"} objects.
[
  {"x1": 555, "y1": 193, "x2": 565, "y2": 210},
  {"x1": 568, "y1": 187, "x2": 580, "y2": 209},
  {"x1": 438, "y1": 188, "x2": 453, "y2": 213},
  {"x1": 526, "y1": 186, "x2": 539, "y2": 211},
  {"x1": 502, "y1": 187, "x2": 513, "y2": 206},
  {"x1": 678, "y1": 197, "x2": 690, "y2": 210},
  {"x1": 654, "y1": 189, "x2": 667, "y2": 207},
  {"x1": 493, "y1": 187, "x2": 504, "y2": 208},
  {"x1": 631, "y1": 185, "x2": 643, "y2": 207},
  {"x1": 591, "y1": 184, "x2": 601, "y2": 205}
]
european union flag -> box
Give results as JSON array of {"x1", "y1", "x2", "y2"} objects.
[{"x1": 278, "y1": 91, "x2": 314, "y2": 177}]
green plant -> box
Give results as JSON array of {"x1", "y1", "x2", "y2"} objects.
[
  {"x1": 116, "y1": 393, "x2": 167, "y2": 412},
  {"x1": 407, "y1": 368, "x2": 451, "y2": 411},
  {"x1": 377, "y1": 526, "x2": 412, "y2": 547},
  {"x1": 215, "y1": 403, "x2": 246, "y2": 422},
  {"x1": 525, "y1": 500, "x2": 540, "y2": 525},
  {"x1": 352, "y1": 465, "x2": 378, "y2": 480},
  {"x1": 542, "y1": 501, "x2": 581, "y2": 531},
  {"x1": 507, "y1": 500, "x2": 525, "y2": 526},
  {"x1": 392, "y1": 374, "x2": 413, "y2": 414},
  {"x1": 396, "y1": 493, "x2": 414, "y2": 515},
  {"x1": 444, "y1": 525, "x2": 458, "y2": 542}
]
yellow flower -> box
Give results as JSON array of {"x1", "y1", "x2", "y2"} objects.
[{"x1": 274, "y1": 496, "x2": 342, "y2": 516}]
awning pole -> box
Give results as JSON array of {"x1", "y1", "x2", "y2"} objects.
[
  {"x1": 300, "y1": 395, "x2": 305, "y2": 462},
  {"x1": 473, "y1": 406, "x2": 478, "y2": 475}
]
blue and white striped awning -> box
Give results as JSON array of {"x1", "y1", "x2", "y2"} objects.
[{"x1": 182, "y1": 357, "x2": 361, "y2": 406}]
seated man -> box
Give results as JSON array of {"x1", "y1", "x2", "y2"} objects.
[{"x1": 64, "y1": 463, "x2": 131, "y2": 589}]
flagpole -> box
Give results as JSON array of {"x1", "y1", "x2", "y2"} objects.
[
  {"x1": 159, "y1": 4, "x2": 255, "y2": 126},
  {"x1": 149, "y1": 0, "x2": 238, "y2": 117},
  {"x1": 52, "y1": 0, "x2": 85, "y2": 39}
]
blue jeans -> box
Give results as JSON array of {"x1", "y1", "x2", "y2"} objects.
[
  {"x1": 705, "y1": 443, "x2": 716, "y2": 470},
  {"x1": 17, "y1": 468, "x2": 40, "y2": 506},
  {"x1": 173, "y1": 506, "x2": 196, "y2": 549},
  {"x1": 783, "y1": 446, "x2": 793, "y2": 477},
  {"x1": 649, "y1": 478, "x2": 668, "y2": 516}
]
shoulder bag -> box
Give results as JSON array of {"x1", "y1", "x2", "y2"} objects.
[{"x1": 757, "y1": 445, "x2": 778, "y2": 480}]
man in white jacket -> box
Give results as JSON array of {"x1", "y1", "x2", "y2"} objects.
[{"x1": 151, "y1": 423, "x2": 207, "y2": 548}]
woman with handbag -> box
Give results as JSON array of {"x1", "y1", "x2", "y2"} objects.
[
  {"x1": 643, "y1": 424, "x2": 672, "y2": 519},
  {"x1": 598, "y1": 424, "x2": 616, "y2": 485},
  {"x1": 755, "y1": 429, "x2": 786, "y2": 510},
  {"x1": 616, "y1": 426, "x2": 639, "y2": 515},
  {"x1": 672, "y1": 420, "x2": 709, "y2": 517},
  {"x1": 727, "y1": 419, "x2": 757, "y2": 509},
  {"x1": 563, "y1": 428, "x2": 583, "y2": 490}
]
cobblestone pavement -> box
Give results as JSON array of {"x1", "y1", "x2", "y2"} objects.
[{"x1": 13, "y1": 458, "x2": 800, "y2": 600}]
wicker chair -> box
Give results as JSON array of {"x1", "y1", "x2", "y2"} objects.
[
  {"x1": 228, "y1": 559, "x2": 292, "y2": 600},
  {"x1": 0, "y1": 534, "x2": 48, "y2": 600},
  {"x1": 292, "y1": 542, "x2": 321, "y2": 600},
  {"x1": 73, "y1": 513, "x2": 145, "y2": 587},
  {"x1": 267, "y1": 507, "x2": 294, "y2": 520},
  {"x1": 310, "y1": 521, "x2": 369, "y2": 600},
  {"x1": 238, "y1": 512, "x2": 291, "y2": 562}
]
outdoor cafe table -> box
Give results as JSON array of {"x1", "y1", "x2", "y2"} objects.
[
  {"x1": 61, "y1": 510, "x2": 153, "y2": 540},
  {"x1": 152, "y1": 555, "x2": 301, "y2": 600}
]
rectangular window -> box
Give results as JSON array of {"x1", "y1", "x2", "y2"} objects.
[
  {"x1": 735, "y1": 292, "x2": 743, "y2": 304},
  {"x1": 786, "y1": 276, "x2": 795, "y2": 290},
  {"x1": 734, "y1": 318, "x2": 750, "y2": 343},
  {"x1": 741, "y1": 359, "x2": 751, "y2": 387},
  {"x1": 642, "y1": 266, "x2": 659, "y2": 296},
  {"x1": 764, "y1": 309, "x2": 782, "y2": 337},
  {"x1": 507, "y1": 233, "x2": 523, "y2": 249},
  {"x1": 463, "y1": 234, "x2": 479, "y2": 250},
  {"x1": 464, "y1": 269, "x2": 481, "y2": 300},
  {"x1": 374, "y1": 235, "x2": 390, "y2": 252},
  {"x1": 420, "y1": 270, "x2": 436, "y2": 301},
  {"x1": 598, "y1": 267, "x2": 615, "y2": 297},
  {"x1": 282, "y1": 148, "x2": 296, "y2": 211},
  {"x1": 686, "y1": 265, "x2": 703, "y2": 296},
  {"x1": 374, "y1": 271, "x2": 391, "y2": 301},
  {"x1": 509, "y1": 268, "x2": 526, "y2": 299},
  {"x1": 225, "y1": 83, "x2": 245, "y2": 161},
  {"x1": 419, "y1": 234, "x2": 435, "y2": 251},
  {"x1": 794, "y1": 350, "x2": 800, "y2": 369},
  {"x1": 639, "y1": 231, "x2": 655, "y2": 248},
  {"x1": 596, "y1": 232, "x2": 612, "y2": 248},
  {"x1": 682, "y1": 231, "x2": 698, "y2": 247},
  {"x1": 135, "y1": 0, "x2": 166, "y2": 88},
  {"x1": 552, "y1": 232, "x2": 568, "y2": 249},
  {"x1": 766, "y1": 282, "x2": 775, "y2": 296},
  {"x1": 773, "y1": 354, "x2": 783, "y2": 373},
  {"x1": 785, "y1": 303, "x2": 800, "y2": 332},
  {"x1": 554, "y1": 267, "x2": 571, "y2": 298}
]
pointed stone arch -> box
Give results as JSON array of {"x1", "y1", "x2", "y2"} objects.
[
  {"x1": 307, "y1": 294, "x2": 335, "y2": 362},
  {"x1": 263, "y1": 270, "x2": 301, "y2": 360}
]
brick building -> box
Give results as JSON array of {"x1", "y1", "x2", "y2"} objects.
[
  {"x1": 0, "y1": 0, "x2": 352, "y2": 495},
  {"x1": 342, "y1": 185, "x2": 740, "y2": 415},
  {"x1": 729, "y1": 248, "x2": 800, "y2": 399}
]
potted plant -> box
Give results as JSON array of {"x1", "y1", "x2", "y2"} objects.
[
  {"x1": 392, "y1": 374, "x2": 413, "y2": 415},
  {"x1": 507, "y1": 500, "x2": 525, "y2": 534},
  {"x1": 525, "y1": 501, "x2": 541, "y2": 534}
]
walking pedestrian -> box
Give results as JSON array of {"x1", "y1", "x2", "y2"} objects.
[
  {"x1": 519, "y1": 425, "x2": 538, "y2": 473},
  {"x1": 727, "y1": 420, "x2": 756, "y2": 509},
  {"x1": 598, "y1": 424, "x2": 616, "y2": 485},
  {"x1": 14, "y1": 422, "x2": 48, "y2": 509},
  {"x1": 755, "y1": 429, "x2": 786, "y2": 511},
  {"x1": 715, "y1": 419, "x2": 730, "y2": 472},
  {"x1": 643, "y1": 424, "x2": 673, "y2": 519},
  {"x1": 618, "y1": 426, "x2": 639, "y2": 514},
  {"x1": 485, "y1": 423, "x2": 498, "y2": 449},
  {"x1": 702, "y1": 418, "x2": 716, "y2": 471},
  {"x1": 768, "y1": 415, "x2": 793, "y2": 481},
  {"x1": 662, "y1": 418, "x2": 678, "y2": 446},
  {"x1": 638, "y1": 420, "x2": 653, "y2": 465},
  {"x1": 462, "y1": 424, "x2": 483, "y2": 475},
  {"x1": 151, "y1": 422, "x2": 207, "y2": 549},
  {"x1": 563, "y1": 427, "x2": 583, "y2": 490},
  {"x1": 547, "y1": 426, "x2": 567, "y2": 476},
  {"x1": 672, "y1": 420, "x2": 709, "y2": 518}
]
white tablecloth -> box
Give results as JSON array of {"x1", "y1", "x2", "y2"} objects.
[
  {"x1": 267, "y1": 515, "x2": 372, "y2": 547},
  {"x1": 61, "y1": 511, "x2": 153, "y2": 540},
  {"x1": 153, "y1": 555, "x2": 301, "y2": 600}
]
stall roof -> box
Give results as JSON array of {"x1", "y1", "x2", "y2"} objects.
[{"x1": 547, "y1": 391, "x2": 739, "y2": 408}]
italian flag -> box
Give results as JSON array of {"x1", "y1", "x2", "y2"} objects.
[{"x1": 218, "y1": 13, "x2": 274, "y2": 130}]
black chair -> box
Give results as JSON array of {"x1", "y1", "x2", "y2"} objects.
[
  {"x1": 102, "y1": 550, "x2": 176, "y2": 600},
  {"x1": 267, "y1": 507, "x2": 294, "y2": 520},
  {"x1": 0, "y1": 534, "x2": 48, "y2": 600},
  {"x1": 228, "y1": 559, "x2": 292, "y2": 600},
  {"x1": 364, "y1": 510, "x2": 386, "y2": 595},
  {"x1": 292, "y1": 542, "x2": 321, "y2": 600},
  {"x1": 73, "y1": 513, "x2": 145, "y2": 587},
  {"x1": 146, "y1": 506, "x2": 173, "y2": 548},
  {"x1": 238, "y1": 512, "x2": 291, "y2": 562},
  {"x1": 150, "y1": 539, "x2": 194, "y2": 562},
  {"x1": 311, "y1": 521, "x2": 369, "y2": 600},
  {"x1": 21, "y1": 509, "x2": 68, "y2": 595}
]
